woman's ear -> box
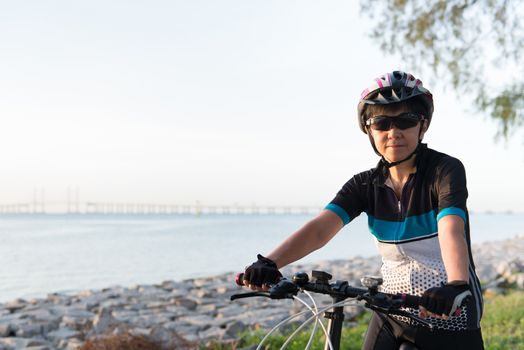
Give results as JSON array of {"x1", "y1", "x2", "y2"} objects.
[
  {"x1": 419, "y1": 120, "x2": 429, "y2": 141},
  {"x1": 422, "y1": 119, "x2": 429, "y2": 132}
]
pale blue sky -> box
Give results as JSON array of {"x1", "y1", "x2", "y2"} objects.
[{"x1": 1, "y1": 1, "x2": 523, "y2": 212}]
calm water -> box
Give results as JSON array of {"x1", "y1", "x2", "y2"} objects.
[{"x1": 0, "y1": 212, "x2": 522, "y2": 302}]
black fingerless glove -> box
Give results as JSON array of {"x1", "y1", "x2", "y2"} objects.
[
  {"x1": 243, "y1": 254, "x2": 282, "y2": 287},
  {"x1": 421, "y1": 282, "x2": 472, "y2": 316}
]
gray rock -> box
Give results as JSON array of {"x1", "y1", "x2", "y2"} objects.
[
  {"x1": 21, "y1": 308, "x2": 53, "y2": 321},
  {"x1": 128, "y1": 313, "x2": 172, "y2": 328},
  {"x1": 25, "y1": 338, "x2": 54, "y2": 348},
  {"x1": 177, "y1": 314, "x2": 216, "y2": 328},
  {"x1": 56, "y1": 337, "x2": 83, "y2": 350},
  {"x1": 193, "y1": 289, "x2": 214, "y2": 299},
  {"x1": 158, "y1": 280, "x2": 188, "y2": 291},
  {"x1": 199, "y1": 326, "x2": 226, "y2": 341},
  {"x1": 149, "y1": 325, "x2": 174, "y2": 345},
  {"x1": 164, "y1": 305, "x2": 194, "y2": 318},
  {"x1": 515, "y1": 273, "x2": 524, "y2": 289},
  {"x1": 61, "y1": 315, "x2": 90, "y2": 330},
  {"x1": 162, "y1": 321, "x2": 200, "y2": 336},
  {"x1": 92, "y1": 307, "x2": 114, "y2": 334},
  {"x1": 99, "y1": 299, "x2": 127, "y2": 309},
  {"x1": 99, "y1": 286, "x2": 124, "y2": 298},
  {"x1": 344, "y1": 304, "x2": 365, "y2": 319},
  {"x1": 128, "y1": 326, "x2": 151, "y2": 337},
  {"x1": 190, "y1": 277, "x2": 215, "y2": 288},
  {"x1": 63, "y1": 308, "x2": 95, "y2": 319},
  {"x1": 4, "y1": 299, "x2": 27, "y2": 313},
  {"x1": 111, "y1": 309, "x2": 138, "y2": 322},
  {"x1": 0, "y1": 323, "x2": 13, "y2": 337},
  {"x1": 46, "y1": 327, "x2": 81, "y2": 341},
  {"x1": 136, "y1": 308, "x2": 155, "y2": 316},
  {"x1": 0, "y1": 337, "x2": 53, "y2": 350},
  {"x1": 14, "y1": 322, "x2": 43, "y2": 338},
  {"x1": 170, "y1": 288, "x2": 190, "y2": 298},
  {"x1": 214, "y1": 283, "x2": 235, "y2": 294},
  {"x1": 125, "y1": 302, "x2": 146, "y2": 311},
  {"x1": 475, "y1": 264, "x2": 497, "y2": 283},
  {"x1": 76, "y1": 290, "x2": 94, "y2": 298},
  {"x1": 62, "y1": 338, "x2": 84, "y2": 349},
  {"x1": 46, "y1": 305, "x2": 70, "y2": 317},
  {"x1": 216, "y1": 303, "x2": 244, "y2": 319},
  {"x1": 225, "y1": 320, "x2": 247, "y2": 338},
  {"x1": 197, "y1": 303, "x2": 218, "y2": 316},
  {"x1": 144, "y1": 301, "x2": 170, "y2": 309},
  {"x1": 46, "y1": 293, "x2": 72, "y2": 306},
  {"x1": 137, "y1": 285, "x2": 167, "y2": 298},
  {"x1": 174, "y1": 297, "x2": 197, "y2": 310},
  {"x1": 0, "y1": 337, "x2": 33, "y2": 349},
  {"x1": 149, "y1": 325, "x2": 197, "y2": 349}
]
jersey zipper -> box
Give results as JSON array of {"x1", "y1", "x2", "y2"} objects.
[
  {"x1": 382, "y1": 186, "x2": 402, "y2": 242},
  {"x1": 385, "y1": 173, "x2": 415, "y2": 242},
  {"x1": 398, "y1": 173, "x2": 415, "y2": 215}
]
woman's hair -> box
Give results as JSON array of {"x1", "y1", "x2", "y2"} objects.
[{"x1": 364, "y1": 97, "x2": 429, "y2": 120}]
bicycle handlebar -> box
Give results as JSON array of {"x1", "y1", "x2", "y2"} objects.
[
  {"x1": 232, "y1": 270, "x2": 437, "y2": 329},
  {"x1": 234, "y1": 271, "x2": 421, "y2": 308}
]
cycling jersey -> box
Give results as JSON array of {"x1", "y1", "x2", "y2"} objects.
[{"x1": 325, "y1": 144, "x2": 483, "y2": 330}]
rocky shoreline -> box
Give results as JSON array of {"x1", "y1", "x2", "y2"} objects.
[{"x1": 1, "y1": 235, "x2": 523, "y2": 350}]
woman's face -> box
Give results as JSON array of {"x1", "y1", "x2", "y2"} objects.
[{"x1": 368, "y1": 105, "x2": 427, "y2": 163}]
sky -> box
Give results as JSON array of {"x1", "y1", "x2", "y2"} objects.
[{"x1": 0, "y1": 1, "x2": 523, "y2": 213}]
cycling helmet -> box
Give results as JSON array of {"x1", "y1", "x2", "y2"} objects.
[{"x1": 357, "y1": 71, "x2": 434, "y2": 134}]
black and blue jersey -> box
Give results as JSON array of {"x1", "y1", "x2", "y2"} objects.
[{"x1": 326, "y1": 144, "x2": 483, "y2": 330}]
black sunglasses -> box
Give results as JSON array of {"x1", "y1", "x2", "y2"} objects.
[{"x1": 365, "y1": 112, "x2": 424, "y2": 131}]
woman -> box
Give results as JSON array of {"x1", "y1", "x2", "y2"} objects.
[{"x1": 241, "y1": 71, "x2": 484, "y2": 349}]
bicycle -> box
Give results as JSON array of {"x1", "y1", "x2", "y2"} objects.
[{"x1": 231, "y1": 270, "x2": 437, "y2": 350}]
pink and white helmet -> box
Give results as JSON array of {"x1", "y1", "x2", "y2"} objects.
[{"x1": 357, "y1": 71, "x2": 434, "y2": 133}]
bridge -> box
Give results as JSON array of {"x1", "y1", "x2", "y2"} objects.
[{"x1": 0, "y1": 202, "x2": 322, "y2": 215}]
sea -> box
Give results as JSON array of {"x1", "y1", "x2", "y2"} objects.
[{"x1": 0, "y1": 212, "x2": 523, "y2": 303}]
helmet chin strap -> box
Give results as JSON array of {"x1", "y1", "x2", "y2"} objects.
[
  {"x1": 367, "y1": 121, "x2": 425, "y2": 169},
  {"x1": 380, "y1": 145, "x2": 419, "y2": 168}
]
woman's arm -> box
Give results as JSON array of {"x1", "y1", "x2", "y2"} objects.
[
  {"x1": 266, "y1": 209, "x2": 344, "y2": 268},
  {"x1": 420, "y1": 214, "x2": 470, "y2": 319},
  {"x1": 438, "y1": 214, "x2": 469, "y2": 283}
]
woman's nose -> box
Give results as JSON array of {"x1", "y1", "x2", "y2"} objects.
[{"x1": 387, "y1": 126, "x2": 402, "y2": 138}]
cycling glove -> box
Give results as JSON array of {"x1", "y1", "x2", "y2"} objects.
[
  {"x1": 243, "y1": 254, "x2": 282, "y2": 287},
  {"x1": 421, "y1": 282, "x2": 472, "y2": 316}
]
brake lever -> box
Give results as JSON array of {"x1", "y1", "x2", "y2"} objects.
[
  {"x1": 230, "y1": 277, "x2": 301, "y2": 301},
  {"x1": 388, "y1": 309, "x2": 434, "y2": 330},
  {"x1": 230, "y1": 292, "x2": 271, "y2": 301},
  {"x1": 363, "y1": 296, "x2": 434, "y2": 331}
]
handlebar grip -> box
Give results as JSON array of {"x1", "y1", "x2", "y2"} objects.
[
  {"x1": 235, "y1": 272, "x2": 283, "y2": 287},
  {"x1": 401, "y1": 293, "x2": 422, "y2": 309},
  {"x1": 236, "y1": 273, "x2": 245, "y2": 286}
]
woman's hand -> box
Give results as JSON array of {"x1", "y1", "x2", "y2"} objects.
[
  {"x1": 420, "y1": 282, "x2": 471, "y2": 320},
  {"x1": 243, "y1": 254, "x2": 282, "y2": 291}
]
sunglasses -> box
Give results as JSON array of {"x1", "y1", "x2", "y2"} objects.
[{"x1": 365, "y1": 112, "x2": 424, "y2": 131}]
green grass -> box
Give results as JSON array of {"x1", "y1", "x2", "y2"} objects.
[
  {"x1": 481, "y1": 290, "x2": 524, "y2": 350},
  {"x1": 205, "y1": 291, "x2": 524, "y2": 350},
  {"x1": 205, "y1": 314, "x2": 371, "y2": 350},
  {"x1": 234, "y1": 313, "x2": 371, "y2": 350}
]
